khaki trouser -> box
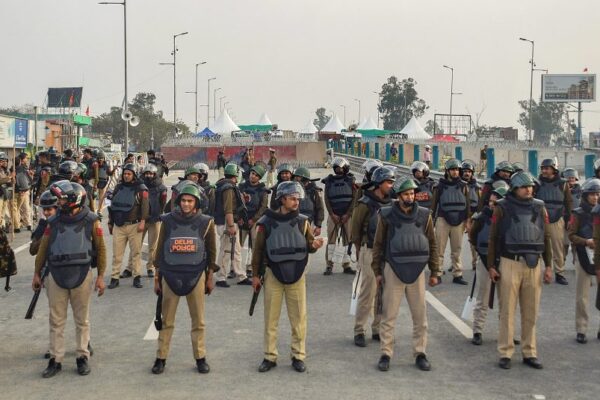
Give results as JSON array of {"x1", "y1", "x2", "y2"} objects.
[
  {"x1": 12, "y1": 190, "x2": 32, "y2": 229},
  {"x1": 546, "y1": 219, "x2": 565, "y2": 275},
  {"x1": 125, "y1": 221, "x2": 161, "y2": 273},
  {"x1": 157, "y1": 274, "x2": 206, "y2": 359},
  {"x1": 240, "y1": 225, "x2": 258, "y2": 270},
  {"x1": 46, "y1": 270, "x2": 93, "y2": 363},
  {"x1": 111, "y1": 223, "x2": 143, "y2": 279},
  {"x1": 435, "y1": 217, "x2": 464, "y2": 277},
  {"x1": 0, "y1": 198, "x2": 8, "y2": 228},
  {"x1": 497, "y1": 256, "x2": 541, "y2": 359},
  {"x1": 380, "y1": 264, "x2": 428, "y2": 358},
  {"x1": 325, "y1": 214, "x2": 352, "y2": 267},
  {"x1": 218, "y1": 167, "x2": 224, "y2": 180},
  {"x1": 263, "y1": 268, "x2": 307, "y2": 362},
  {"x1": 354, "y1": 246, "x2": 381, "y2": 335},
  {"x1": 473, "y1": 258, "x2": 492, "y2": 334},
  {"x1": 266, "y1": 170, "x2": 276, "y2": 188},
  {"x1": 575, "y1": 262, "x2": 600, "y2": 335},
  {"x1": 216, "y1": 224, "x2": 245, "y2": 282}
]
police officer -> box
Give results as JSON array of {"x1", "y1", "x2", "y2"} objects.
[
  {"x1": 32, "y1": 181, "x2": 106, "y2": 378},
  {"x1": 13, "y1": 153, "x2": 33, "y2": 233},
  {"x1": 468, "y1": 184, "x2": 508, "y2": 345},
  {"x1": 49, "y1": 161, "x2": 78, "y2": 185},
  {"x1": 193, "y1": 162, "x2": 215, "y2": 216},
  {"x1": 431, "y1": 158, "x2": 470, "y2": 285},
  {"x1": 166, "y1": 166, "x2": 203, "y2": 213},
  {"x1": 217, "y1": 149, "x2": 227, "y2": 179},
  {"x1": 267, "y1": 148, "x2": 277, "y2": 187},
  {"x1": 411, "y1": 161, "x2": 435, "y2": 209},
  {"x1": 512, "y1": 162, "x2": 526, "y2": 173},
  {"x1": 351, "y1": 166, "x2": 395, "y2": 347},
  {"x1": 269, "y1": 163, "x2": 293, "y2": 210},
  {"x1": 293, "y1": 167, "x2": 324, "y2": 236},
  {"x1": 73, "y1": 163, "x2": 96, "y2": 213},
  {"x1": 95, "y1": 151, "x2": 114, "y2": 210},
  {"x1": 322, "y1": 157, "x2": 357, "y2": 275},
  {"x1": 123, "y1": 164, "x2": 168, "y2": 277},
  {"x1": 462, "y1": 159, "x2": 481, "y2": 271},
  {"x1": 30, "y1": 191, "x2": 58, "y2": 256},
  {"x1": 487, "y1": 171, "x2": 553, "y2": 370},
  {"x1": 147, "y1": 149, "x2": 168, "y2": 178},
  {"x1": 361, "y1": 159, "x2": 383, "y2": 187},
  {"x1": 107, "y1": 163, "x2": 149, "y2": 289},
  {"x1": 32, "y1": 151, "x2": 54, "y2": 205},
  {"x1": 238, "y1": 164, "x2": 269, "y2": 277},
  {"x1": 0, "y1": 152, "x2": 14, "y2": 232},
  {"x1": 214, "y1": 163, "x2": 251, "y2": 287},
  {"x1": 534, "y1": 159, "x2": 573, "y2": 285},
  {"x1": 563, "y1": 168, "x2": 581, "y2": 262},
  {"x1": 479, "y1": 161, "x2": 513, "y2": 211},
  {"x1": 151, "y1": 184, "x2": 217, "y2": 374},
  {"x1": 371, "y1": 177, "x2": 440, "y2": 372},
  {"x1": 251, "y1": 181, "x2": 324, "y2": 373},
  {"x1": 569, "y1": 178, "x2": 600, "y2": 344}
]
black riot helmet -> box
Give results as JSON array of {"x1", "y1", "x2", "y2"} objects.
[
  {"x1": 371, "y1": 166, "x2": 396, "y2": 186},
  {"x1": 58, "y1": 161, "x2": 78, "y2": 181}
]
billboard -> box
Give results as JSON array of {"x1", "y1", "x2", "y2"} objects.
[
  {"x1": 14, "y1": 118, "x2": 28, "y2": 148},
  {"x1": 541, "y1": 74, "x2": 596, "y2": 102},
  {"x1": 47, "y1": 87, "x2": 83, "y2": 108},
  {"x1": 0, "y1": 116, "x2": 15, "y2": 148}
]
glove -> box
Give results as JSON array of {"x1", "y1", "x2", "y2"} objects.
[{"x1": 96, "y1": 212, "x2": 103, "y2": 221}]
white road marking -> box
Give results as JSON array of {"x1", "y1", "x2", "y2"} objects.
[
  {"x1": 13, "y1": 242, "x2": 31, "y2": 254},
  {"x1": 425, "y1": 291, "x2": 473, "y2": 339},
  {"x1": 143, "y1": 319, "x2": 159, "y2": 340}
]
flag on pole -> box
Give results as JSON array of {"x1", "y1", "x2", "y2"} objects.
[
  {"x1": 85, "y1": 106, "x2": 90, "y2": 116},
  {"x1": 584, "y1": 67, "x2": 588, "y2": 72},
  {"x1": 68, "y1": 92, "x2": 74, "y2": 107}
]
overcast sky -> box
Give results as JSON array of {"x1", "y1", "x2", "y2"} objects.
[{"x1": 1, "y1": 0, "x2": 599, "y2": 134}]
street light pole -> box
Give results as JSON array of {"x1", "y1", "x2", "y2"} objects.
[
  {"x1": 339, "y1": 105, "x2": 346, "y2": 127},
  {"x1": 207, "y1": 77, "x2": 216, "y2": 128},
  {"x1": 185, "y1": 61, "x2": 206, "y2": 133},
  {"x1": 520, "y1": 37, "x2": 535, "y2": 144},
  {"x1": 353, "y1": 98, "x2": 361, "y2": 124},
  {"x1": 213, "y1": 87, "x2": 222, "y2": 121},
  {"x1": 443, "y1": 65, "x2": 454, "y2": 135},
  {"x1": 98, "y1": 0, "x2": 129, "y2": 153},
  {"x1": 172, "y1": 32, "x2": 188, "y2": 135}
]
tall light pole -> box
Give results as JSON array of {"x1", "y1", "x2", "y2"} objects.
[
  {"x1": 160, "y1": 31, "x2": 189, "y2": 135},
  {"x1": 339, "y1": 105, "x2": 346, "y2": 127},
  {"x1": 207, "y1": 77, "x2": 216, "y2": 128},
  {"x1": 219, "y1": 96, "x2": 227, "y2": 112},
  {"x1": 443, "y1": 65, "x2": 462, "y2": 135},
  {"x1": 354, "y1": 98, "x2": 361, "y2": 124},
  {"x1": 99, "y1": 0, "x2": 129, "y2": 152},
  {"x1": 185, "y1": 61, "x2": 206, "y2": 133},
  {"x1": 213, "y1": 87, "x2": 222, "y2": 121},
  {"x1": 520, "y1": 37, "x2": 535, "y2": 144}
]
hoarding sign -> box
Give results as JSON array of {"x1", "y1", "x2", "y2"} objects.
[
  {"x1": 542, "y1": 74, "x2": 596, "y2": 102},
  {"x1": 14, "y1": 118, "x2": 28, "y2": 148}
]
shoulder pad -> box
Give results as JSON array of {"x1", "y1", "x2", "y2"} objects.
[
  {"x1": 137, "y1": 183, "x2": 148, "y2": 191},
  {"x1": 379, "y1": 204, "x2": 393, "y2": 219},
  {"x1": 532, "y1": 198, "x2": 545, "y2": 207}
]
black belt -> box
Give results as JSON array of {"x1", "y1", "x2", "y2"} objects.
[
  {"x1": 122, "y1": 219, "x2": 140, "y2": 225},
  {"x1": 501, "y1": 253, "x2": 521, "y2": 261}
]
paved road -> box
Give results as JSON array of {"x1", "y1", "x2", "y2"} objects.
[{"x1": 0, "y1": 168, "x2": 598, "y2": 400}]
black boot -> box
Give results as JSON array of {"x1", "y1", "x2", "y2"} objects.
[
  {"x1": 42, "y1": 358, "x2": 62, "y2": 378},
  {"x1": 472, "y1": 333, "x2": 482, "y2": 346},
  {"x1": 258, "y1": 359, "x2": 277, "y2": 372},
  {"x1": 120, "y1": 270, "x2": 132, "y2": 278},
  {"x1": 323, "y1": 266, "x2": 333, "y2": 276},
  {"x1": 76, "y1": 356, "x2": 91, "y2": 375},
  {"x1": 196, "y1": 358, "x2": 210, "y2": 374},
  {"x1": 452, "y1": 276, "x2": 468, "y2": 285},
  {"x1": 291, "y1": 357, "x2": 306, "y2": 373},
  {"x1": 498, "y1": 358, "x2": 511, "y2": 369},
  {"x1": 147, "y1": 269, "x2": 154, "y2": 278},
  {"x1": 415, "y1": 353, "x2": 431, "y2": 371},
  {"x1": 152, "y1": 358, "x2": 166, "y2": 374},
  {"x1": 133, "y1": 276, "x2": 143, "y2": 288},
  {"x1": 378, "y1": 355, "x2": 390, "y2": 371},
  {"x1": 576, "y1": 333, "x2": 587, "y2": 344},
  {"x1": 108, "y1": 279, "x2": 119, "y2": 289},
  {"x1": 555, "y1": 274, "x2": 568, "y2": 285},
  {"x1": 354, "y1": 334, "x2": 366, "y2": 347}
]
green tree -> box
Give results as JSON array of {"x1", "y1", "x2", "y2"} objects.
[
  {"x1": 92, "y1": 92, "x2": 190, "y2": 151},
  {"x1": 313, "y1": 107, "x2": 331, "y2": 130},
  {"x1": 424, "y1": 119, "x2": 443, "y2": 135},
  {"x1": 518, "y1": 99, "x2": 565, "y2": 145},
  {"x1": 378, "y1": 77, "x2": 428, "y2": 131}
]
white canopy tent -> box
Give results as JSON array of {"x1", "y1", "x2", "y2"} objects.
[
  {"x1": 357, "y1": 116, "x2": 378, "y2": 130},
  {"x1": 321, "y1": 115, "x2": 345, "y2": 133},
  {"x1": 399, "y1": 117, "x2": 431, "y2": 140},
  {"x1": 300, "y1": 119, "x2": 317, "y2": 134},
  {"x1": 257, "y1": 112, "x2": 273, "y2": 126},
  {"x1": 212, "y1": 109, "x2": 241, "y2": 134}
]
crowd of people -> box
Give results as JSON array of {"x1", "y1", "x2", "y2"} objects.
[{"x1": 5, "y1": 145, "x2": 599, "y2": 379}]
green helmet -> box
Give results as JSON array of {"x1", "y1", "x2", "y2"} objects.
[
  {"x1": 250, "y1": 164, "x2": 266, "y2": 178},
  {"x1": 293, "y1": 166, "x2": 311, "y2": 180},
  {"x1": 492, "y1": 180, "x2": 510, "y2": 191},
  {"x1": 512, "y1": 162, "x2": 526, "y2": 173},
  {"x1": 393, "y1": 176, "x2": 418, "y2": 194},
  {"x1": 278, "y1": 163, "x2": 293, "y2": 174},
  {"x1": 445, "y1": 158, "x2": 461, "y2": 170},
  {"x1": 510, "y1": 171, "x2": 535, "y2": 191},
  {"x1": 495, "y1": 161, "x2": 514, "y2": 174},
  {"x1": 491, "y1": 187, "x2": 508, "y2": 198},
  {"x1": 185, "y1": 166, "x2": 201, "y2": 178},
  {"x1": 540, "y1": 158, "x2": 558, "y2": 171},
  {"x1": 224, "y1": 162, "x2": 239, "y2": 178},
  {"x1": 175, "y1": 184, "x2": 205, "y2": 210}
]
